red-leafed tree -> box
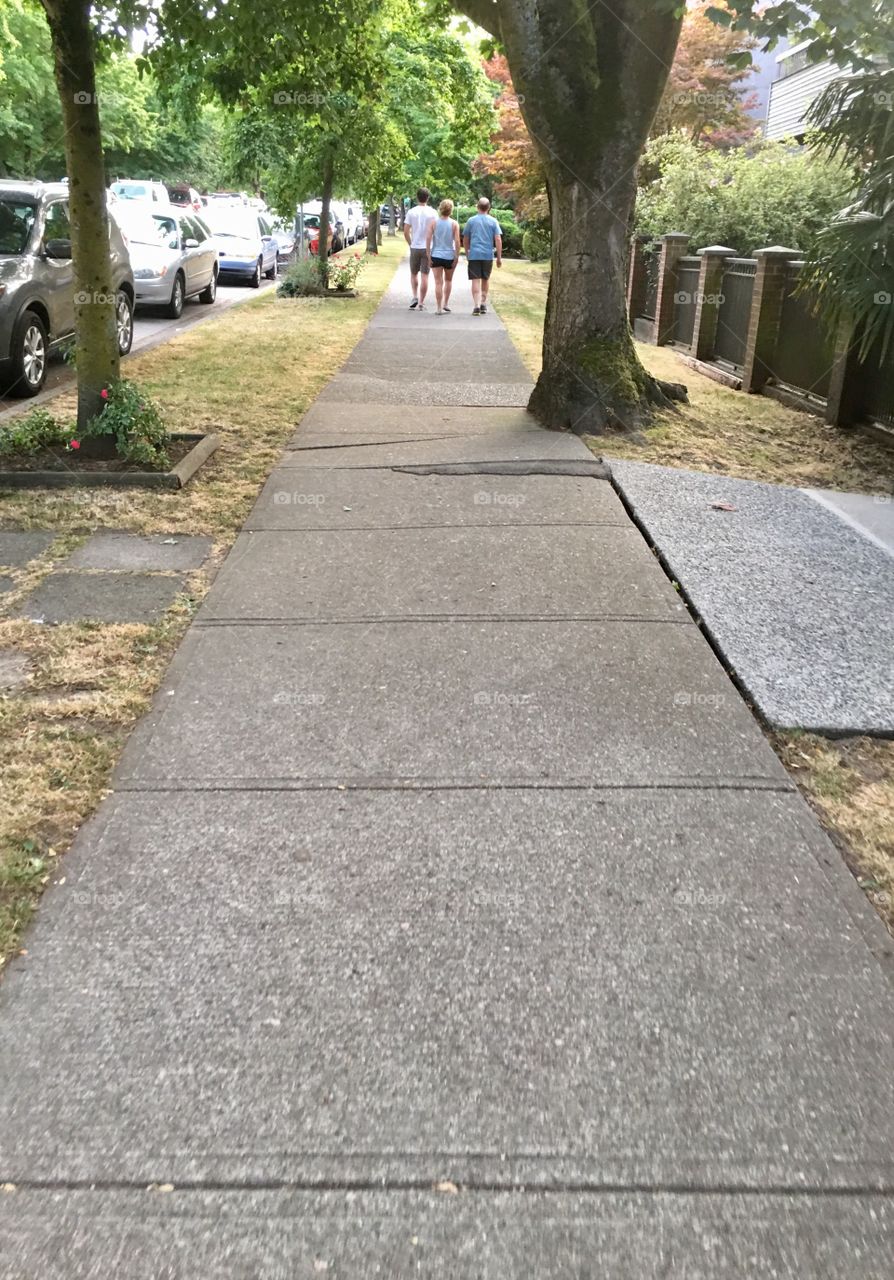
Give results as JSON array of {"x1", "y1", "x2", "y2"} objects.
[
  {"x1": 473, "y1": 54, "x2": 546, "y2": 222},
  {"x1": 652, "y1": 2, "x2": 759, "y2": 146}
]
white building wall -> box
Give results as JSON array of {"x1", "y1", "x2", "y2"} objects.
[{"x1": 765, "y1": 58, "x2": 843, "y2": 140}]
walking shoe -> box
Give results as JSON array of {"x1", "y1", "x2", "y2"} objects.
[
  {"x1": 418, "y1": 303, "x2": 425, "y2": 311},
  {"x1": 409, "y1": 298, "x2": 418, "y2": 309},
  {"x1": 443, "y1": 306, "x2": 451, "y2": 313},
  {"x1": 480, "y1": 304, "x2": 487, "y2": 314},
  {"x1": 472, "y1": 306, "x2": 481, "y2": 316}
]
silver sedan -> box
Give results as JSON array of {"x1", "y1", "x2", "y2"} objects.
[{"x1": 114, "y1": 207, "x2": 219, "y2": 318}]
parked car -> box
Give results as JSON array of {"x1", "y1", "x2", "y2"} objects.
[
  {"x1": 302, "y1": 209, "x2": 336, "y2": 257},
  {"x1": 379, "y1": 202, "x2": 400, "y2": 226},
  {"x1": 114, "y1": 204, "x2": 218, "y2": 317},
  {"x1": 343, "y1": 202, "x2": 366, "y2": 244},
  {"x1": 167, "y1": 184, "x2": 204, "y2": 213},
  {"x1": 109, "y1": 178, "x2": 170, "y2": 206},
  {"x1": 206, "y1": 191, "x2": 249, "y2": 208},
  {"x1": 203, "y1": 204, "x2": 278, "y2": 285},
  {"x1": 270, "y1": 217, "x2": 296, "y2": 261},
  {"x1": 0, "y1": 180, "x2": 134, "y2": 397}
]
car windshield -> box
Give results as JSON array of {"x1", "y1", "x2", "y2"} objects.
[
  {"x1": 205, "y1": 210, "x2": 256, "y2": 240},
  {"x1": 0, "y1": 199, "x2": 37, "y2": 255},
  {"x1": 116, "y1": 210, "x2": 179, "y2": 250},
  {"x1": 111, "y1": 183, "x2": 155, "y2": 200},
  {"x1": 168, "y1": 190, "x2": 190, "y2": 205}
]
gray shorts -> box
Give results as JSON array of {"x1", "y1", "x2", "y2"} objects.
[{"x1": 409, "y1": 247, "x2": 430, "y2": 275}]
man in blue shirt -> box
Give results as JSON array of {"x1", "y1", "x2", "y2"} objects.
[{"x1": 462, "y1": 197, "x2": 502, "y2": 315}]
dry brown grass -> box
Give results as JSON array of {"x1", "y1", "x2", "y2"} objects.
[
  {"x1": 0, "y1": 239, "x2": 403, "y2": 964},
  {"x1": 496, "y1": 256, "x2": 894, "y2": 936},
  {"x1": 494, "y1": 257, "x2": 894, "y2": 495}
]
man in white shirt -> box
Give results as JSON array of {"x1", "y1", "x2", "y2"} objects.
[{"x1": 403, "y1": 187, "x2": 438, "y2": 311}]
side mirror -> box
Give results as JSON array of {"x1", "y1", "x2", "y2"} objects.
[
  {"x1": 44, "y1": 238, "x2": 72, "y2": 260},
  {"x1": 183, "y1": 238, "x2": 199, "y2": 249}
]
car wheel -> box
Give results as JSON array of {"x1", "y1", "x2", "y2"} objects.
[
  {"x1": 116, "y1": 290, "x2": 134, "y2": 356},
  {"x1": 264, "y1": 256, "x2": 277, "y2": 280},
  {"x1": 166, "y1": 273, "x2": 185, "y2": 319},
  {"x1": 249, "y1": 258, "x2": 262, "y2": 288},
  {"x1": 199, "y1": 269, "x2": 218, "y2": 304},
  {"x1": 8, "y1": 309, "x2": 48, "y2": 398}
]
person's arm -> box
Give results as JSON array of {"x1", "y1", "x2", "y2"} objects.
[
  {"x1": 453, "y1": 220, "x2": 460, "y2": 260},
  {"x1": 462, "y1": 225, "x2": 470, "y2": 256},
  {"x1": 495, "y1": 230, "x2": 503, "y2": 267},
  {"x1": 425, "y1": 217, "x2": 434, "y2": 263},
  {"x1": 403, "y1": 213, "x2": 412, "y2": 246}
]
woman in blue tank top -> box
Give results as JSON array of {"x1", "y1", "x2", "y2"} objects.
[{"x1": 425, "y1": 199, "x2": 460, "y2": 315}]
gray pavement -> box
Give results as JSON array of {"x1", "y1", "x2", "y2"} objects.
[
  {"x1": 609, "y1": 459, "x2": 894, "y2": 734},
  {"x1": 1, "y1": 257, "x2": 892, "y2": 1277}
]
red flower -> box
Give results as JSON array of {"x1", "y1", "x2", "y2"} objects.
[
  {"x1": 100, "y1": 388, "x2": 109, "y2": 400},
  {"x1": 69, "y1": 439, "x2": 80, "y2": 450}
]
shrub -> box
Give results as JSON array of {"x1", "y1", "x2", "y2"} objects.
[
  {"x1": 0, "y1": 407, "x2": 68, "y2": 457},
  {"x1": 326, "y1": 252, "x2": 367, "y2": 291},
  {"x1": 277, "y1": 256, "x2": 326, "y2": 298},
  {"x1": 87, "y1": 380, "x2": 170, "y2": 467},
  {"x1": 455, "y1": 205, "x2": 524, "y2": 258},
  {"x1": 522, "y1": 226, "x2": 551, "y2": 261},
  {"x1": 635, "y1": 132, "x2": 854, "y2": 255}
]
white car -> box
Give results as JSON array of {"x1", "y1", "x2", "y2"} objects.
[
  {"x1": 114, "y1": 205, "x2": 218, "y2": 316},
  {"x1": 109, "y1": 179, "x2": 171, "y2": 206}
]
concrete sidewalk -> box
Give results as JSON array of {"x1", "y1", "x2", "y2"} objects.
[{"x1": 1, "y1": 258, "x2": 892, "y2": 1276}]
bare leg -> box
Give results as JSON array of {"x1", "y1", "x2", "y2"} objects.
[
  {"x1": 470, "y1": 277, "x2": 481, "y2": 309},
  {"x1": 443, "y1": 268, "x2": 455, "y2": 310},
  {"x1": 433, "y1": 267, "x2": 443, "y2": 310},
  {"x1": 419, "y1": 268, "x2": 430, "y2": 307},
  {"x1": 481, "y1": 274, "x2": 491, "y2": 307},
  {"x1": 410, "y1": 270, "x2": 419, "y2": 301}
]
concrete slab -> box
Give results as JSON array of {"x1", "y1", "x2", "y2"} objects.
[
  {"x1": 804, "y1": 487, "x2": 894, "y2": 557},
  {"x1": 341, "y1": 335, "x2": 530, "y2": 384},
  {"x1": 245, "y1": 470, "x2": 630, "y2": 530},
  {"x1": 0, "y1": 648, "x2": 29, "y2": 690},
  {"x1": 1, "y1": 1189, "x2": 892, "y2": 1279},
  {"x1": 199, "y1": 527, "x2": 687, "y2": 622},
  {"x1": 293, "y1": 403, "x2": 543, "y2": 442},
  {"x1": 65, "y1": 531, "x2": 213, "y2": 572},
  {"x1": 610, "y1": 459, "x2": 894, "y2": 733},
  {"x1": 115, "y1": 620, "x2": 786, "y2": 787},
  {"x1": 0, "y1": 789, "x2": 889, "y2": 1189},
  {"x1": 0, "y1": 529, "x2": 54, "y2": 567},
  {"x1": 19, "y1": 572, "x2": 184, "y2": 625},
  {"x1": 317, "y1": 374, "x2": 533, "y2": 407},
  {"x1": 0, "y1": 574, "x2": 13, "y2": 597},
  {"x1": 280, "y1": 431, "x2": 592, "y2": 468}
]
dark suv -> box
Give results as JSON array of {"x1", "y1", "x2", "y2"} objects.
[{"x1": 0, "y1": 180, "x2": 135, "y2": 397}]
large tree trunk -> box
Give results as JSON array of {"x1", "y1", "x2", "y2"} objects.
[
  {"x1": 459, "y1": 0, "x2": 688, "y2": 433},
  {"x1": 366, "y1": 204, "x2": 378, "y2": 255},
  {"x1": 41, "y1": 0, "x2": 120, "y2": 434},
  {"x1": 388, "y1": 194, "x2": 397, "y2": 237}
]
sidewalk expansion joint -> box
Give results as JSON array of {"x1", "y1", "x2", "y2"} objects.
[
  {"x1": 390, "y1": 461, "x2": 609, "y2": 478},
  {"x1": 191, "y1": 614, "x2": 693, "y2": 627},
  {"x1": 114, "y1": 778, "x2": 796, "y2": 794},
  {"x1": 3, "y1": 1176, "x2": 891, "y2": 1199},
  {"x1": 244, "y1": 521, "x2": 631, "y2": 532}
]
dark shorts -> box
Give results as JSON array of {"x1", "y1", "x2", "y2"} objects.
[
  {"x1": 409, "y1": 247, "x2": 430, "y2": 275},
  {"x1": 467, "y1": 259, "x2": 493, "y2": 280},
  {"x1": 430, "y1": 255, "x2": 456, "y2": 271}
]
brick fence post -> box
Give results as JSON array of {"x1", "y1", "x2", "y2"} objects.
[
  {"x1": 653, "y1": 232, "x2": 690, "y2": 345},
  {"x1": 742, "y1": 246, "x2": 800, "y2": 393},
  {"x1": 626, "y1": 234, "x2": 650, "y2": 325},
  {"x1": 691, "y1": 246, "x2": 737, "y2": 360}
]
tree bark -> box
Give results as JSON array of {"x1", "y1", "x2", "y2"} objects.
[
  {"x1": 388, "y1": 194, "x2": 396, "y2": 237},
  {"x1": 457, "y1": 0, "x2": 688, "y2": 433},
  {"x1": 318, "y1": 150, "x2": 334, "y2": 285},
  {"x1": 366, "y1": 204, "x2": 378, "y2": 255},
  {"x1": 40, "y1": 0, "x2": 120, "y2": 434}
]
